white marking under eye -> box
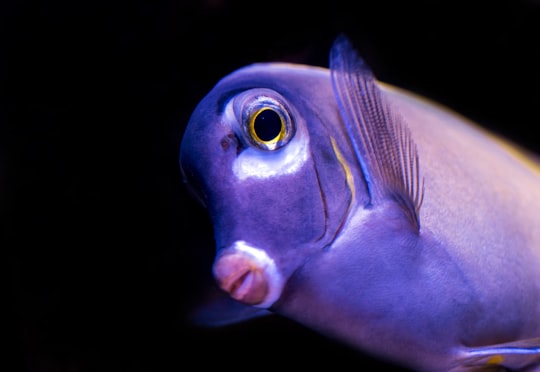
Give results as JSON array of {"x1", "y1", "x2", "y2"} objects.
[
  {"x1": 233, "y1": 138, "x2": 309, "y2": 180},
  {"x1": 232, "y1": 241, "x2": 285, "y2": 308},
  {"x1": 224, "y1": 95, "x2": 309, "y2": 180}
]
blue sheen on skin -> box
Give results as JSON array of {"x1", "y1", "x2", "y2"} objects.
[{"x1": 180, "y1": 36, "x2": 540, "y2": 371}]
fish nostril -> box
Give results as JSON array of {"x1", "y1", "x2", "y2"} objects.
[{"x1": 220, "y1": 132, "x2": 238, "y2": 152}]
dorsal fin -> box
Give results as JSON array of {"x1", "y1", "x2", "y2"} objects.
[{"x1": 330, "y1": 34, "x2": 424, "y2": 230}]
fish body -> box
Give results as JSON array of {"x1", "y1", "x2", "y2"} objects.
[{"x1": 180, "y1": 36, "x2": 540, "y2": 371}]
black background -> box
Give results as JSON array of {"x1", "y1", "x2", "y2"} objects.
[{"x1": 3, "y1": 0, "x2": 538, "y2": 371}]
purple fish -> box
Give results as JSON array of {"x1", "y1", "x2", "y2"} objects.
[{"x1": 180, "y1": 35, "x2": 540, "y2": 371}]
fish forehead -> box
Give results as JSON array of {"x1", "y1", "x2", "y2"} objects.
[
  {"x1": 182, "y1": 63, "x2": 332, "y2": 157},
  {"x1": 212, "y1": 63, "x2": 333, "y2": 106}
]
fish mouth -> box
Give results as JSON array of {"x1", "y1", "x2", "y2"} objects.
[
  {"x1": 213, "y1": 253, "x2": 269, "y2": 304},
  {"x1": 213, "y1": 241, "x2": 284, "y2": 308}
]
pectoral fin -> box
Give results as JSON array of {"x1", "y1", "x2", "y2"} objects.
[{"x1": 452, "y1": 338, "x2": 540, "y2": 371}]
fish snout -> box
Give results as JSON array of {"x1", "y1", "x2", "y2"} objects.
[{"x1": 212, "y1": 241, "x2": 284, "y2": 308}]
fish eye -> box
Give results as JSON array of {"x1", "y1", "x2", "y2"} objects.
[
  {"x1": 250, "y1": 108, "x2": 283, "y2": 143},
  {"x1": 241, "y1": 95, "x2": 294, "y2": 151}
]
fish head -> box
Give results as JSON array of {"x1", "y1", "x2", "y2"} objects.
[{"x1": 180, "y1": 63, "x2": 367, "y2": 309}]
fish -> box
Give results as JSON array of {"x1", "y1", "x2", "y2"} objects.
[{"x1": 179, "y1": 34, "x2": 540, "y2": 371}]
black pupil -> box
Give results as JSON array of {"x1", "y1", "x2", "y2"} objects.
[{"x1": 254, "y1": 109, "x2": 282, "y2": 142}]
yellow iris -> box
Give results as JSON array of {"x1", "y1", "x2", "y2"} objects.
[{"x1": 248, "y1": 107, "x2": 286, "y2": 147}]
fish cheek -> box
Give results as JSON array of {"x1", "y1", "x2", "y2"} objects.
[{"x1": 232, "y1": 161, "x2": 327, "y2": 254}]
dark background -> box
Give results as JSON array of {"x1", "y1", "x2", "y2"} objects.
[{"x1": 2, "y1": 0, "x2": 538, "y2": 371}]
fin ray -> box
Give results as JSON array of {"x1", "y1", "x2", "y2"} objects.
[{"x1": 329, "y1": 34, "x2": 424, "y2": 229}]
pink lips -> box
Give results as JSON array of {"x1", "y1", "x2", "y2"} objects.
[{"x1": 213, "y1": 252, "x2": 269, "y2": 305}]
